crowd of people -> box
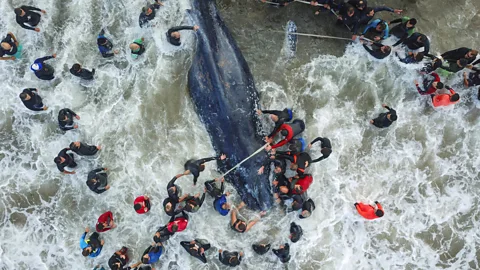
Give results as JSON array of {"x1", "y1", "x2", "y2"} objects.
[{"x1": 6, "y1": 0, "x2": 476, "y2": 268}]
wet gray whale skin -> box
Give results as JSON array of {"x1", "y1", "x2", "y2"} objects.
[{"x1": 187, "y1": 0, "x2": 272, "y2": 210}]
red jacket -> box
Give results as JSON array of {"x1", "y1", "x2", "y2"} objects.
[
  {"x1": 96, "y1": 211, "x2": 113, "y2": 232},
  {"x1": 292, "y1": 175, "x2": 313, "y2": 194},
  {"x1": 355, "y1": 202, "x2": 383, "y2": 220},
  {"x1": 167, "y1": 217, "x2": 188, "y2": 233},
  {"x1": 432, "y1": 88, "x2": 458, "y2": 107},
  {"x1": 134, "y1": 196, "x2": 150, "y2": 214},
  {"x1": 270, "y1": 124, "x2": 293, "y2": 149}
]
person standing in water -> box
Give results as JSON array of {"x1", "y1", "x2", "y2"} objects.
[
  {"x1": 390, "y1": 17, "x2": 417, "y2": 45},
  {"x1": 97, "y1": 30, "x2": 118, "y2": 58},
  {"x1": 299, "y1": 198, "x2": 316, "y2": 219},
  {"x1": 19, "y1": 88, "x2": 47, "y2": 111},
  {"x1": 252, "y1": 243, "x2": 271, "y2": 255},
  {"x1": 54, "y1": 148, "x2": 77, "y2": 174},
  {"x1": 1, "y1": 32, "x2": 19, "y2": 60},
  {"x1": 96, "y1": 211, "x2": 116, "y2": 233},
  {"x1": 14, "y1": 5, "x2": 46, "y2": 32},
  {"x1": 273, "y1": 243, "x2": 291, "y2": 263},
  {"x1": 265, "y1": 119, "x2": 305, "y2": 151},
  {"x1": 289, "y1": 222, "x2": 303, "y2": 243},
  {"x1": 31, "y1": 54, "x2": 56, "y2": 80},
  {"x1": 163, "y1": 174, "x2": 189, "y2": 216},
  {"x1": 218, "y1": 249, "x2": 243, "y2": 267},
  {"x1": 230, "y1": 202, "x2": 266, "y2": 233},
  {"x1": 355, "y1": 201, "x2": 384, "y2": 220},
  {"x1": 257, "y1": 108, "x2": 294, "y2": 135},
  {"x1": 69, "y1": 142, "x2": 101, "y2": 156},
  {"x1": 183, "y1": 190, "x2": 206, "y2": 213},
  {"x1": 139, "y1": 0, "x2": 164, "y2": 28},
  {"x1": 70, "y1": 63, "x2": 95, "y2": 80},
  {"x1": 130, "y1": 38, "x2": 145, "y2": 59},
  {"x1": 80, "y1": 227, "x2": 104, "y2": 258},
  {"x1": 153, "y1": 225, "x2": 174, "y2": 244},
  {"x1": 166, "y1": 25, "x2": 200, "y2": 46},
  {"x1": 431, "y1": 87, "x2": 460, "y2": 108},
  {"x1": 166, "y1": 211, "x2": 189, "y2": 234},
  {"x1": 86, "y1": 167, "x2": 110, "y2": 194},
  {"x1": 58, "y1": 108, "x2": 80, "y2": 131},
  {"x1": 134, "y1": 195, "x2": 151, "y2": 214},
  {"x1": 141, "y1": 242, "x2": 164, "y2": 265},
  {"x1": 180, "y1": 239, "x2": 211, "y2": 263},
  {"x1": 414, "y1": 73, "x2": 443, "y2": 95},
  {"x1": 108, "y1": 247, "x2": 136, "y2": 270},
  {"x1": 183, "y1": 154, "x2": 226, "y2": 185},
  {"x1": 370, "y1": 104, "x2": 397, "y2": 128},
  {"x1": 309, "y1": 137, "x2": 332, "y2": 163}
]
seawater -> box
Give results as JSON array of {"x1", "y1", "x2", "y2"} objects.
[{"x1": 1, "y1": 0, "x2": 480, "y2": 269}]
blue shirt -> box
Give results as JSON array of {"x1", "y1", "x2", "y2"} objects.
[{"x1": 214, "y1": 195, "x2": 229, "y2": 216}]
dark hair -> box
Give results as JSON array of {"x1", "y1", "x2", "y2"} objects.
[
  {"x1": 14, "y1": 8, "x2": 22, "y2": 16},
  {"x1": 134, "y1": 203, "x2": 142, "y2": 211},
  {"x1": 291, "y1": 201, "x2": 302, "y2": 211},
  {"x1": 97, "y1": 37, "x2": 108, "y2": 45},
  {"x1": 171, "y1": 224, "x2": 179, "y2": 232},
  {"x1": 436, "y1": 82, "x2": 444, "y2": 89},
  {"x1": 377, "y1": 22, "x2": 386, "y2": 31},
  {"x1": 408, "y1": 18, "x2": 417, "y2": 25},
  {"x1": 347, "y1": 6, "x2": 355, "y2": 13},
  {"x1": 414, "y1": 52, "x2": 425, "y2": 61},
  {"x1": 376, "y1": 210, "x2": 384, "y2": 217},
  {"x1": 356, "y1": 0, "x2": 366, "y2": 8},
  {"x1": 82, "y1": 248, "x2": 91, "y2": 257},
  {"x1": 69, "y1": 142, "x2": 78, "y2": 149},
  {"x1": 54, "y1": 157, "x2": 61, "y2": 164},
  {"x1": 199, "y1": 164, "x2": 205, "y2": 172},
  {"x1": 383, "y1": 46, "x2": 391, "y2": 53},
  {"x1": 19, "y1": 93, "x2": 27, "y2": 100},
  {"x1": 238, "y1": 222, "x2": 246, "y2": 232},
  {"x1": 71, "y1": 64, "x2": 81, "y2": 72},
  {"x1": 97, "y1": 223, "x2": 105, "y2": 230},
  {"x1": 281, "y1": 130, "x2": 289, "y2": 136},
  {"x1": 458, "y1": 58, "x2": 468, "y2": 67},
  {"x1": 365, "y1": 7, "x2": 374, "y2": 14},
  {"x1": 451, "y1": 93, "x2": 460, "y2": 102},
  {"x1": 230, "y1": 257, "x2": 239, "y2": 265},
  {"x1": 142, "y1": 257, "x2": 149, "y2": 264},
  {"x1": 390, "y1": 114, "x2": 398, "y2": 121}
]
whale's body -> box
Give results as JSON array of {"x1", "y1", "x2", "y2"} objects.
[{"x1": 187, "y1": 0, "x2": 272, "y2": 209}]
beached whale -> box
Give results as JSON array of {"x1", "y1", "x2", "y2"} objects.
[{"x1": 187, "y1": 0, "x2": 272, "y2": 210}]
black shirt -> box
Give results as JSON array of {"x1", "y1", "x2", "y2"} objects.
[
  {"x1": 70, "y1": 67, "x2": 95, "y2": 80},
  {"x1": 1, "y1": 34, "x2": 18, "y2": 56},
  {"x1": 69, "y1": 142, "x2": 98, "y2": 156},
  {"x1": 139, "y1": 2, "x2": 161, "y2": 27},
  {"x1": 58, "y1": 108, "x2": 77, "y2": 131},
  {"x1": 56, "y1": 148, "x2": 75, "y2": 172},
  {"x1": 372, "y1": 106, "x2": 396, "y2": 128},
  {"x1": 15, "y1": 5, "x2": 42, "y2": 31},
  {"x1": 20, "y1": 88, "x2": 44, "y2": 111},
  {"x1": 166, "y1": 26, "x2": 195, "y2": 46}
]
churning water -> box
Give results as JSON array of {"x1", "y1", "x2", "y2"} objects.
[{"x1": 1, "y1": 0, "x2": 480, "y2": 269}]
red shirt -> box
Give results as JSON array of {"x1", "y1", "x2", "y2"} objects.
[
  {"x1": 270, "y1": 124, "x2": 293, "y2": 149},
  {"x1": 134, "y1": 196, "x2": 150, "y2": 214},
  {"x1": 167, "y1": 217, "x2": 188, "y2": 233},
  {"x1": 292, "y1": 175, "x2": 313, "y2": 194},
  {"x1": 355, "y1": 202, "x2": 383, "y2": 220},
  {"x1": 96, "y1": 211, "x2": 113, "y2": 232},
  {"x1": 432, "y1": 88, "x2": 458, "y2": 107}
]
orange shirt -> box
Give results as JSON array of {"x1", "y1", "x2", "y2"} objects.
[
  {"x1": 432, "y1": 89, "x2": 459, "y2": 107},
  {"x1": 355, "y1": 202, "x2": 383, "y2": 220}
]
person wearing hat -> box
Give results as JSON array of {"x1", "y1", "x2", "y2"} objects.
[
  {"x1": 58, "y1": 108, "x2": 79, "y2": 131},
  {"x1": 370, "y1": 104, "x2": 397, "y2": 128},
  {"x1": 19, "y1": 88, "x2": 47, "y2": 111},
  {"x1": 31, "y1": 54, "x2": 56, "y2": 80},
  {"x1": 139, "y1": 0, "x2": 164, "y2": 28},
  {"x1": 69, "y1": 141, "x2": 101, "y2": 156},
  {"x1": 54, "y1": 148, "x2": 77, "y2": 174},
  {"x1": 70, "y1": 63, "x2": 95, "y2": 80},
  {"x1": 218, "y1": 249, "x2": 243, "y2": 267},
  {"x1": 97, "y1": 29, "x2": 118, "y2": 58},
  {"x1": 14, "y1": 5, "x2": 46, "y2": 32},
  {"x1": 130, "y1": 38, "x2": 145, "y2": 59},
  {"x1": 95, "y1": 211, "x2": 116, "y2": 232},
  {"x1": 0, "y1": 32, "x2": 19, "y2": 60},
  {"x1": 355, "y1": 201, "x2": 384, "y2": 220},
  {"x1": 166, "y1": 25, "x2": 200, "y2": 46},
  {"x1": 80, "y1": 227, "x2": 104, "y2": 258},
  {"x1": 86, "y1": 167, "x2": 110, "y2": 194}
]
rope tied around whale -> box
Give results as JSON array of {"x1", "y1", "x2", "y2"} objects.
[{"x1": 221, "y1": 143, "x2": 269, "y2": 178}]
